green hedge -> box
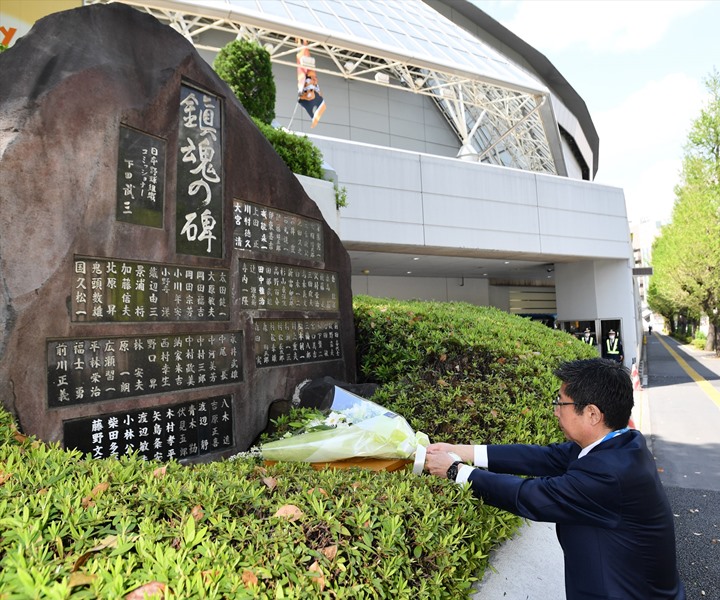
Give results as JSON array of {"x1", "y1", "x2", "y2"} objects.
[
  {"x1": 354, "y1": 296, "x2": 596, "y2": 446},
  {"x1": 252, "y1": 118, "x2": 324, "y2": 180},
  {"x1": 0, "y1": 297, "x2": 595, "y2": 598}
]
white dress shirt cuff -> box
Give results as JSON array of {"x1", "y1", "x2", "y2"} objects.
[
  {"x1": 474, "y1": 445, "x2": 488, "y2": 468},
  {"x1": 456, "y1": 464, "x2": 475, "y2": 483}
]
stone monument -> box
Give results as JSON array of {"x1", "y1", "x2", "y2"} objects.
[{"x1": 0, "y1": 3, "x2": 355, "y2": 462}]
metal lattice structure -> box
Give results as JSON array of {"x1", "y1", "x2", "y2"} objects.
[{"x1": 86, "y1": 0, "x2": 560, "y2": 175}]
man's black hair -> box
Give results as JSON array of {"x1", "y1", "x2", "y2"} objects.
[{"x1": 554, "y1": 358, "x2": 633, "y2": 430}]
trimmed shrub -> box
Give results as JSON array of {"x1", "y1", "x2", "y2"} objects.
[
  {"x1": 214, "y1": 39, "x2": 276, "y2": 124},
  {"x1": 252, "y1": 118, "x2": 324, "y2": 180}
]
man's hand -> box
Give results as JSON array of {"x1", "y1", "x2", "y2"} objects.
[
  {"x1": 426, "y1": 443, "x2": 474, "y2": 463},
  {"x1": 424, "y1": 448, "x2": 457, "y2": 478}
]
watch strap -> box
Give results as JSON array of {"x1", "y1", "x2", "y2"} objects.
[{"x1": 446, "y1": 460, "x2": 462, "y2": 481}]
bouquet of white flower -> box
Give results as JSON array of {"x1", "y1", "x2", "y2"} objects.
[{"x1": 260, "y1": 387, "x2": 429, "y2": 470}]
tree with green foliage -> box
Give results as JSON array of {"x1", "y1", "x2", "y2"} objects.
[
  {"x1": 649, "y1": 69, "x2": 720, "y2": 353},
  {"x1": 213, "y1": 38, "x2": 276, "y2": 124},
  {"x1": 646, "y1": 278, "x2": 678, "y2": 334}
]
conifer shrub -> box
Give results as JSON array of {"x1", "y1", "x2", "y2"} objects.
[{"x1": 213, "y1": 39, "x2": 276, "y2": 125}]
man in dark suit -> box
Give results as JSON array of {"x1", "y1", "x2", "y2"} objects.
[{"x1": 425, "y1": 358, "x2": 684, "y2": 599}]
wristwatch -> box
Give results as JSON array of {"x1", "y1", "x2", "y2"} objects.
[{"x1": 446, "y1": 460, "x2": 462, "y2": 481}]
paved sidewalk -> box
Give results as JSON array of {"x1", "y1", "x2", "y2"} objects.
[{"x1": 471, "y1": 520, "x2": 565, "y2": 599}]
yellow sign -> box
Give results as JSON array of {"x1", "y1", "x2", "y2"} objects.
[{"x1": 1, "y1": 0, "x2": 81, "y2": 47}]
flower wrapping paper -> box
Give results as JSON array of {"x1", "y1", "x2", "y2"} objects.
[{"x1": 261, "y1": 386, "x2": 429, "y2": 463}]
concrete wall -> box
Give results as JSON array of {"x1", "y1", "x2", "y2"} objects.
[
  {"x1": 351, "y1": 275, "x2": 489, "y2": 304},
  {"x1": 311, "y1": 136, "x2": 630, "y2": 260},
  {"x1": 555, "y1": 260, "x2": 638, "y2": 367}
]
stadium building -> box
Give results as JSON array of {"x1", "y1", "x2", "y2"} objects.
[{"x1": 4, "y1": 0, "x2": 641, "y2": 366}]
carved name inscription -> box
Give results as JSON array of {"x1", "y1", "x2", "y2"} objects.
[
  {"x1": 72, "y1": 257, "x2": 230, "y2": 322},
  {"x1": 63, "y1": 394, "x2": 234, "y2": 460},
  {"x1": 253, "y1": 319, "x2": 341, "y2": 368},
  {"x1": 233, "y1": 200, "x2": 324, "y2": 261},
  {"x1": 239, "y1": 260, "x2": 338, "y2": 311},
  {"x1": 48, "y1": 332, "x2": 243, "y2": 406}
]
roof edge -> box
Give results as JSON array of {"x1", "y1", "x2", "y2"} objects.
[{"x1": 426, "y1": 0, "x2": 599, "y2": 178}]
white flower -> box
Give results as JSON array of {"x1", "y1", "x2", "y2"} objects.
[
  {"x1": 228, "y1": 446, "x2": 263, "y2": 460},
  {"x1": 324, "y1": 411, "x2": 349, "y2": 427}
]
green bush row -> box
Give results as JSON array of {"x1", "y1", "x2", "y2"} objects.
[
  {"x1": 354, "y1": 296, "x2": 596, "y2": 446},
  {"x1": 0, "y1": 297, "x2": 595, "y2": 598}
]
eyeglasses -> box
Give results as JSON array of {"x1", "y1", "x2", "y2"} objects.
[{"x1": 552, "y1": 395, "x2": 578, "y2": 407}]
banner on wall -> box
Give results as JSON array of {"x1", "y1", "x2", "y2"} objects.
[{"x1": 296, "y1": 42, "x2": 326, "y2": 128}]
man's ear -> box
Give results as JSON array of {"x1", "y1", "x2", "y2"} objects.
[{"x1": 586, "y1": 404, "x2": 604, "y2": 425}]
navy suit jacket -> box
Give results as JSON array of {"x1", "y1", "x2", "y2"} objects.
[{"x1": 468, "y1": 430, "x2": 685, "y2": 599}]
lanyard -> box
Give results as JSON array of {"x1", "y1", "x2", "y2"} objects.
[{"x1": 600, "y1": 426, "x2": 630, "y2": 443}]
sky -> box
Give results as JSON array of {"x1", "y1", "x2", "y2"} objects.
[{"x1": 473, "y1": 0, "x2": 720, "y2": 226}]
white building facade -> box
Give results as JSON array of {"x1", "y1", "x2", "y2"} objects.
[{"x1": 84, "y1": 0, "x2": 640, "y2": 366}]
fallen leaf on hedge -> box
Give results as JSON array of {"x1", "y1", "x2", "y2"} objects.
[
  {"x1": 308, "y1": 487, "x2": 328, "y2": 496},
  {"x1": 437, "y1": 379, "x2": 448, "y2": 387},
  {"x1": 352, "y1": 482, "x2": 362, "y2": 490},
  {"x1": 125, "y1": 581, "x2": 166, "y2": 599},
  {"x1": 309, "y1": 561, "x2": 325, "y2": 590},
  {"x1": 242, "y1": 570, "x2": 258, "y2": 587},
  {"x1": 274, "y1": 504, "x2": 303, "y2": 521},
  {"x1": 322, "y1": 545, "x2": 338, "y2": 560},
  {"x1": 72, "y1": 536, "x2": 119, "y2": 571},
  {"x1": 497, "y1": 357, "x2": 506, "y2": 364},
  {"x1": 153, "y1": 466, "x2": 167, "y2": 478},
  {"x1": 439, "y1": 353, "x2": 447, "y2": 362},
  {"x1": 0, "y1": 471, "x2": 12, "y2": 485},
  {"x1": 262, "y1": 477, "x2": 277, "y2": 491},
  {"x1": 68, "y1": 572, "x2": 96, "y2": 588},
  {"x1": 254, "y1": 465, "x2": 267, "y2": 476},
  {"x1": 191, "y1": 505, "x2": 204, "y2": 521},
  {"x1": 201, "y1": 570, "x2": 219, "y2": 582},
  {"x1": 81, "y1": 482, "x2": 110, "y2": 508},
  {"x1": 490, "y1": 409, "x2": 498, "y2": 418},
  {"x1": 12, "y1": 429, "x2": 29, "y2": 444},
  {"x1": 38, "y1": 487, "x2": 49, "y2": 495},
  {"x1": 522, "y1": 408, "x2": 531, "y2": 415}
]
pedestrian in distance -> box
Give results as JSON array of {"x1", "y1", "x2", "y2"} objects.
[
  {"x1": 424, "y1": 358, "x2": 685, "y2": 600},
  {"x1": 603, "y1": 328, "x2": 624, "y2": 363}
]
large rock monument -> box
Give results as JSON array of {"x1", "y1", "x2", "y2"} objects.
[{"x1": 0, "y1": 3, "x2": 355, "y2": 462}]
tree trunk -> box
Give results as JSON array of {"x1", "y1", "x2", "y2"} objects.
[{"x1": 704, "y1": 322, "x2": 715, "y2": 351}]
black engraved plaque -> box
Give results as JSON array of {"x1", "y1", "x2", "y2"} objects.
[
  {"x1": 239, "y1": 260, "x2": 338, "y2": 311},
  {"x1": 233, "y1": 200, "x2": 324, "y2": 261},
  {"x1": 176, "y1": 84, "x2": 223, "y2": 258},
  {"x1": 253, "y1": 319, "x2": 341, "y2": 368},
  {"x1": 116, "y1": 125, "x2": 165, "y2": 227},
  {"x1": 63, "y1": 395, "x2": 234, "y2": 460},
  {"x1": 48, "y1": 332, "x2": 242, "y2": 407},
  {"x1": 71, "y1": 257, "x2": 230, "y2": 322}
]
